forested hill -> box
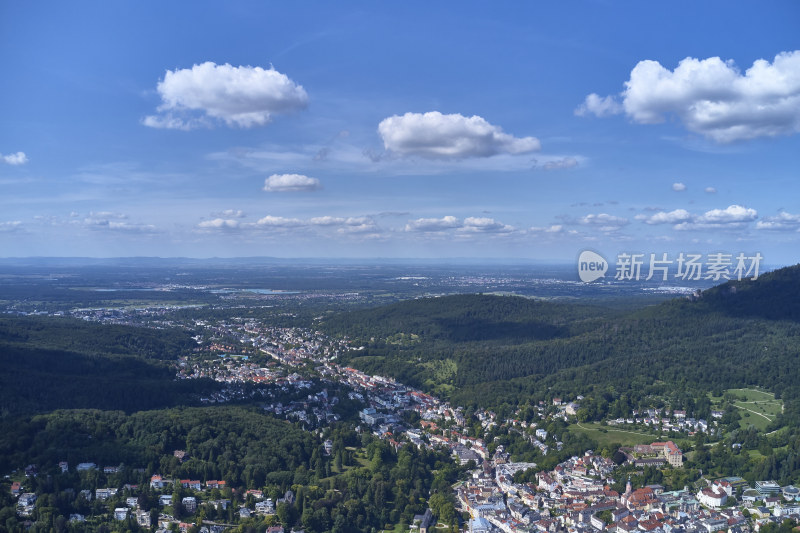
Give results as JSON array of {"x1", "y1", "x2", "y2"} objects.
[
  {"x1": 685, "y1": 262, "x2": 800, "y2": 321},
  {"x1": 0, "y1": 315, "x2": 196, "y2": 359},
  {"x1": 0, "y1": 316, "x2": 214, "y2": 416},
  {"x1": 320, "y1": 294, "x2": 611, "y2": 344},
  {"x1": 321, "y1": 265, "x2": 800, "y2": 423}
]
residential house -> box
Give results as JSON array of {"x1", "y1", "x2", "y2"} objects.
[
  {"x1": 180, "y1": 479, "x2": 202, "y2": 490},
  {"x1": 182, "y1": 496, "x2": 197, "y2": 513},
  {"x1": 135, "y1": 509, "x2": 152, "y2": 527},
  {"x1": 95, "y1": 488, "x2": 118, "y2": 501}
]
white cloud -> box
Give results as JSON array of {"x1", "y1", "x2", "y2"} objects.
[
  {"x1": 672, "y1": 182, "x2": 687, "y2": 191},
  {"x1": 141, "y1": 114, "x2": 199, "y2": 131},
  {"x1": 1, "y1": 152, "x2": 28, "y2": 165},
  {"x1": 405, "y1": 216, "x2": 461, "y2": 232},
  {"x1": 697, "y1": 204, "x2": 757, "y2": 224},
  {"x1": 309, "y1": 216, "x2": 346, "y2": 226},
  {"x1": 705, "y1": 187, "x2": 717, "y2": 193},
  {"x1": 254, "y1": 215, "x2": 304, "y2": 227},
  {"x1": 529, "y1": 224, "x2": 568, "y2": 234},
  {"x1": 638, "y1": 205, "x2": 758, "y2": 231},
  {"x1": 378, "y1": 111, "x2": 540, "y2": 159},
  {"x1": 580, "y1": 51, "x2": 800, "y2": 142},
  {"x1": 574, "y1": 93, "x2": 623, "y2": 117},
  {"x1": 144, "y1": 62, "x2": 308, "y2": 129},
  {"x1": 579, "y1": 213, "x2": 629, "y2": 231},
  {"x1": 336, "y1": 218, "x2": 378, "y2": 234},
  {"x1": 672, "y1": 204, "x2": 758, "y2": 230},
  {"x1": 541, "y1": 157, "x2": 579, "y2": 171},
  {"x1": 308, "y1": 216, "x2": 376, "y2": 232},
  {"x1": 0, "y1": 221, "x2": 23, "y2": 232},
  {"x1": 637, "y1": 209, "x2": 693, "y2": 225},
  {"x1": 756, "y1": 211, "x2": 800, "y2": 231},
  {"x1": 263, "y1": 173, "x2": 320, "y2": 192},
  {"x1": 461, "y1": 216, "x2": 514, "y2": 233},
  {"x1": 197, "y1": 218, "x2": 240, "y2": 230}
]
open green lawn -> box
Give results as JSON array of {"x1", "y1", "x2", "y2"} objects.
[
  {"x1": 568, "y1": 422, "x2": 661, "y2": 447},
  {"x1": 709, "y1": 388, "x2": 783, "y2": 432},
  {"x1": 726, "y1": 388, "x2": 782, "y2": 432}
]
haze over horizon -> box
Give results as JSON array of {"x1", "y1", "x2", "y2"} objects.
[{"x1": 2, "y1": 2, "x2": 799, "y2": 265}]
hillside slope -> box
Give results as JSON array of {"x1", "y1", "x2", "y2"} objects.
[{"x1": 322, "y1": 266, "x2": 800, "y2": 422}]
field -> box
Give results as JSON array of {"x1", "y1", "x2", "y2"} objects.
[
  {"x1": 568, "y1": 422, "x2": 661, "y2": 448},
  {"x1": 721, "y1": 388, "x2": 783, "y2": 432}
]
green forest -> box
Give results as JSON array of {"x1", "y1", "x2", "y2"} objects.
[
  {"x1": 321, "y1": 265, "x2": 800, "y2": 425},
  {"x1": 0, "y1": 317, "x2": 216, "y2": 416},
  {"x1": 0, "y1": 407, "x2": 463, "y2": 533}
]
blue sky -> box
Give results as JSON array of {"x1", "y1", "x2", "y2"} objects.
[{"x1": 1, "y1": 1, "x2": 799, "y2": 264}]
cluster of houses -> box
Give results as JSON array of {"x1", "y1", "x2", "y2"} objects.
[
  {"x1": 608, "y1": 409, "x2": 720, "y2": 436},
  {"x1": 443, "y1": 427, "x2": 800, "y2": 533}
]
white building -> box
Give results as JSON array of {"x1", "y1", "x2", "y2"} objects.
[{"x1": 182, "y1": 496, "x2": 197, "y2": 513}]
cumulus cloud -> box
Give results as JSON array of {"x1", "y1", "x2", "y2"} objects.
[
  {"x1": 144, "y1": 62, "x2": 308, "y2": 130},
  {"x1": 405, "y1": 216, "x2": 462, "y2": 232},
  {"x1": 705, "y1": 187, "x2": 717, "y2": 194},
  {"x1": 197, "y1": 218, "x2": 240, "y2": 230},
  {"x1": 254, "y1": 215, "x2": 304, "y2": 227},
  {"x1": 308, "y1": 216, "x2": 346, "y2": 226},
  {"x1": 1, "y1": 152, "x2": 28, "y2": 165},
  {"x1": 672, "y1": 182, "x2": 687, "y2": 191},
  {"x1": 309, "y1": 216, "x2": 376, "y2": 233},
  {"x1": 336, "y1": 217, "x2": 378, "y2": 234},
  {"x1": 574, "y1": 93, "x2": 623, "y2": 117},
  {"x1": 636, "y1": 209, "x2": 693, "y2": 225},
  {"x1": 378, "y1": 111, "x2": 540, "y2": 159},
  {"x1": 579, "y1": 213, "x2": 629, "y2": 231},
  {"x1": 461, "y1": 217, "x2": 514, "y2": 233},
  {"x1": 697, "y1": 205, "x2": 757, "y2": 224},
  {"x1": 263, "y1": 173, "x2": 320, "y2": 192},
  {"x1": 756, "y1": 211, "x2": 800, "y2": 231},
  {"x1": 638, "y1": 205, "x2": 758, "y2": 231},
  {"x1": 541, "y1": 157, "x2": 579, "y2": 171},
  {"x1": 578, "y1": 50, "x2": 800, "y2": 142},
  {"x1": 674, "y1": 205, "x2": 758, "y2": 230}
]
